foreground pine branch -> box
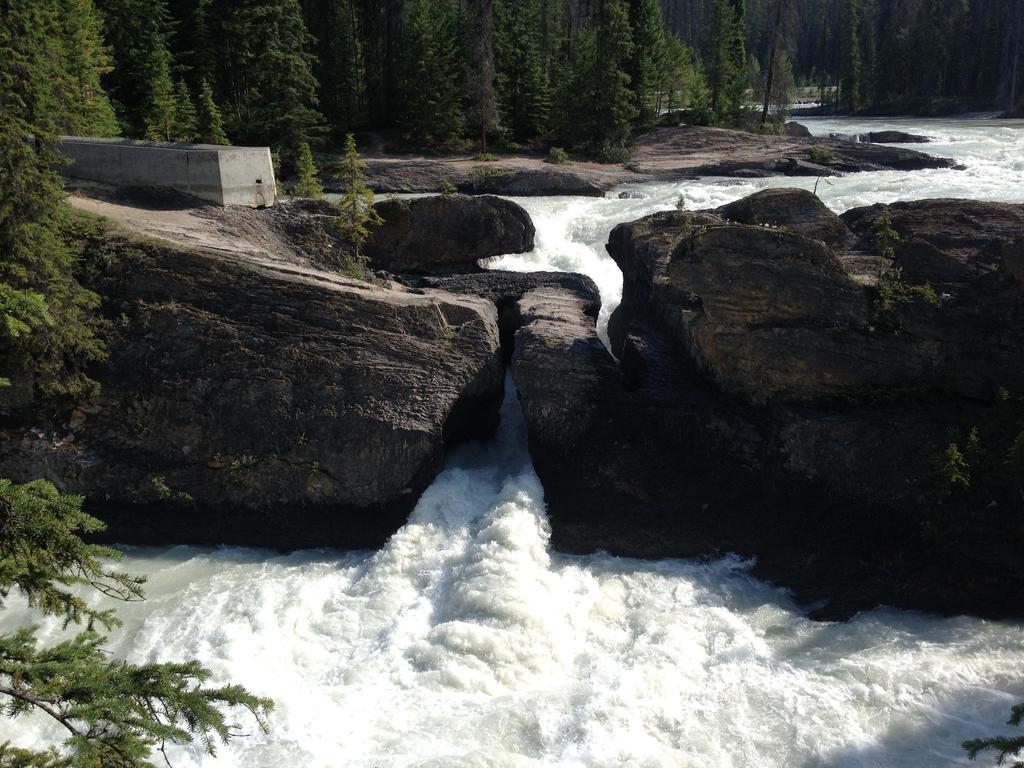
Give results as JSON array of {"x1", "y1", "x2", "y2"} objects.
[{"x1": 0, "y1": 478, "x2": 273, "y2": 767}]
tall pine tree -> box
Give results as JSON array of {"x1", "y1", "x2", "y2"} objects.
[
  {"x1": 403, "y1": 0, "x2": 464, "y2": 144},
  {"x1": 494, "y1": 0, "x2": 551, "y2": 141}
]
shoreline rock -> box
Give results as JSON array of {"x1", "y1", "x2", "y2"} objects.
[
  {"x1": 514, "y1": 189, "x2": 1024, "y2": 620},
  {"x1": 338, "y1": 126, "x2": 957, "y2": 197},
  {"x1": 366, "y1": 194, "x2": 535, "y2": 273},
  {"x1": 0, "y1": 225, "x2": 509, "y2": 549}
]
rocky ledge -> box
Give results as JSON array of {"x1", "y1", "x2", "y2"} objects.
[
  {"x1": 0, "y1": 195, "x2": 580, "y2": 550},
  {"x1": 628, "y1": 127, "x2": 955, "y2": 177},
  {"x1": 513, "y1": 188, "x2": 1024, "y2": 619},
  {"x1": 343, "y1": 126, "x2": 956, "y2": 196}
]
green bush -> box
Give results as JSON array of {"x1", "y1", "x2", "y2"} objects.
[
  {"x1": 545, "y1": 146, "x2": 571, "y2": 165},
  {"x1": 439, "y1": 176, "x2": 458, "y2": 195},
  {"x1": 808, "y1": 146, "x2": 833, "y2": 165}
]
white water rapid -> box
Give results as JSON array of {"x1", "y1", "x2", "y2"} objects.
[{"x1": 3, "y1": 117, "x2": 1023, "y2": 767}]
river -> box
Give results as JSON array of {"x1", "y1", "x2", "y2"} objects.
[{"x1": 3, "y1": 116, "x2": 1023, "y2": 767}]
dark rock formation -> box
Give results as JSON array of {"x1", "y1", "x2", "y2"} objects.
[
  {"x1": 515, "y1": 190, "x2": 1024, "y2": 619},
  {"x1": 366, "y1": 194, "x2": 535, "y2": 273},
  {"x1": 347, "y1": 160, "x2": 609, "y2": 197},
  {"x1": 401, "y1": 271, "x2": 601, "y2": 360},
  {"x1": 717, "y1": 187, "x2": 851, "y2": 243},
  {"x1": 629, "y1": 126, "x2": 955, "y2": 178},
  {"x1": 830, "y1": 130, "x2": 931, "y2": 144},
  {"x1": 0, "y1": 233, "x2": 505, "y2": 549},
  {"x1": 784, "y1": 122, "x2": 812, "y2": 137}
]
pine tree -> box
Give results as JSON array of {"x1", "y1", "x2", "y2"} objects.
[
  {"x1": 627, "y1": 0, "x2": 667, "y2": 128},
  {"x1": 142, "y1": 47, "x2": 177, "y2": 141},
  {"x1": 494, "y1": 0, "x2": 551, "y2": 141},
  {"x1": 292, "y1": 141, "x2": 324, "y2": 198},
  {"x1": 56, "y1": 0, "x2": 120, "y2": 136},
  {"x1": 724, "y1": 0, "x2": 748, "y2": 120},
  {"x1": 210, "y1": 0, "x2": 324, "y2": 167},
  {"x1": 0, "y1": 478, "x2": 274, "y2": 766},
  {"x1": 589, "y1": 0, "x2": 638, "y2": 156},
  {"x1": 316, "y1": 0, "x2": 364, "y2": 139},
  {"x1": 840, "y1": 0, "x2": 863, "y2": 112},
  {"x1": 1, "y1": 0, "x2": 106, "y2": 403},
  {"x1": 172, "y1": 79, "x2": 199, "y2": 141},
  {"x1": 332, "y1": 133, "x2": 382, "y2": 272},
  {"x1": 196, "y1": 78, "x2": 230, "y2": 144},
  {"x1": 464, "y1": 0, "x2": 498, "y2": 154},
  {"x1": 707, "y1": 0, "x2": 740, "y2": 120},
  {"x1": 403, "y1": 0, "x2": 464, "y2": 144},
  {"x1": 551, "y1": 23, "x2": 598, "y2": 148},
  {"x1": 95, "y1": 0, "x2": 177, "y2": 136},
  {"x1": 658, "y1": 34, "x2": 699, "y2": 115}
]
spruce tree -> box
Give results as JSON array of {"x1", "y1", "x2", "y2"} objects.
[
  {"x1": 171, "y1": 79, "x2": 199, "y2": 142},
  {"x1": 963, "y1": 704, "x2": 1024, "y2": 766},
  {"x1": 403, "y1": 0, "x2": 464, "y2": 144},
  {"x1": 627, "y1": 0, "x2": 668, "y2": 128},
  {"x1": 95, "y1": 0, "x2": 177, "y2": 136},
  {"x1": 464, "y1": 0, "x2": 499, "y2": 154},
  {"x1": 292, "y1": 142, "x2": 324, "y2": 198},
  {"x1": 56, "y1": 0, "x2": 120, "y2": 136},
  {"x1": 209, "y1": 0, "x2": 324, "y2": 167},
  {"x1": 494, "y1": 0, "x2": 551, "y2": 141},
  {"x1": 841, "y1": 0, "x2": 863, "y2": 112},
  {"x1": 142, "y1": 48, "x2": 177, "y2": 141},
  {"x1": 0, "y1": 478, "x2": 274, "y2": 766},
  {"x1": 0, "y1": 0, "x2": 106, "y2": 403},
  {"x1": 196, "y1": 78, "x2": 230, "y2": 144},
  {"x1": 589, "y1": 0, "x2": 638, "y2": 156},
  {"x1": 332, "y1": 133, "x2": 382, "y2": 272}
]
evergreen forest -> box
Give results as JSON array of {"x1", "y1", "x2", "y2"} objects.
[{"x1": 13, "y1": 0, "x2": 1022, "y2": 170}]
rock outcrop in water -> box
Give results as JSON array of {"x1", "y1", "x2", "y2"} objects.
[
  {"x1": 829, "y1": 130, "x2": 931, "y2": 144},
  {"x1": 514, "y1": 188, "x2": 1024, "y2": 619},
  {"x1": 366, "y1": 194, "x2": 535, "y2": 273},
  {"x1": 346, "y1": 126, "x2": 956, "y2": 196}
]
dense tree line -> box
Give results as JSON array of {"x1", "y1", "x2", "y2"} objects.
[
  {"x1": 47, "y1": 0, "x2": 707, "y2": 163},
  {"x1": 661, "y1": 0, "x2": 1024, "y2": 114}
]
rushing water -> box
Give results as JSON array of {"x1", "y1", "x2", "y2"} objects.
[
  {"x1": 4, "y1": 117, "x2": 1024, "y2": 766},
  {"x1": 490, "y1": 115, "x2": 1024, "y2": 337}
]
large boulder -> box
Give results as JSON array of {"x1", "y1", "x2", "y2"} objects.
[
  {"x1": 515, "y1": 190, "x2": 1024, "y2": 619},
  {"x1": 716, "y1": 187, "x2": 851, "y2": 244},
  {"x1": 365, "y1": 194, "x2": 535, "y2": 273},
  {"x1": 830, "y1": 130, "x2": 931, "y2": 144},
  {"x1": 0, "y1": 232, "x2": 505, "y2": 549}
]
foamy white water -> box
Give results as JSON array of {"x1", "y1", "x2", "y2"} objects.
[
  {"x1": 3, "y1": 118, "x2": 1023, "y2": 766},
  {"x1": 489, "y1": 115, "x2": 1024, "y2": 337}
]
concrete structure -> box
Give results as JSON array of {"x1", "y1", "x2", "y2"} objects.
[{"x1": 58, "y1": 137, "x2": 277, "y2": 207}]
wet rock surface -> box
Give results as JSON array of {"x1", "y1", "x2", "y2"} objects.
[
  {"x1": 514, "y1": 189, "x2": 1024, "y2": 619},
  {"x1": 0, "y1": 228, "x2": 507, "y2": 549},
  {"x1": 629, "y1": 126, "x2": 955, "y2": 177},
  {"x1": 366, "y1": 194, "x2": 535, "y2": 273}
]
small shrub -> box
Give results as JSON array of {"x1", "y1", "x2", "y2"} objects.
[
  {"x1": 909, "y1": 282, "x2": 940, "y2": 306},
  {"x1": 439, "y1": 176, "x2": 457, "y2": 195},
  {"x1": 595, "y1": 141, "x2": 632, "y2": 164},
  {"x1": 545, "y1": 146, "x2": 571, "y2": 165},
  {"x1": 291, "y1": 142, "x2": 323, "y2": 199},
  {"x1": 475, "y1": 152, "x2": 499, "y2": 162},
  {"x1": 808, "y1": 146, "x2": 833, "y2": 165},
  {"x1": 940, "y1": 442, "x2": 971, "y2": 494}
]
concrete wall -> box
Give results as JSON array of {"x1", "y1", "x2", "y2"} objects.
[{"x1": 58, "y1": 137, "x2": 277, "y2": 207}]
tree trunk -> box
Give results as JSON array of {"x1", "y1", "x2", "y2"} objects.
[{"x1": 760, "y1": 0, "x2": 786, "y2": 125}]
